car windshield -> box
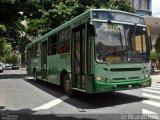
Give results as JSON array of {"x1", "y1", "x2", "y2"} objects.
[
  {"x1": 13, "y1": 64, "x2": 18, "y2": 66},
  {"x1": 94, "y1": 22, "x2": 149, "y2": 63}
]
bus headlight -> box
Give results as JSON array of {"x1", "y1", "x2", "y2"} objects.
[
  {"x1": 95, "y1": 77, "x2": 107, "y2": 82},
  {"x1": 142, "y1": 70, "x2": 150, "y2": 78},
  {"x1": 142, "y1": 70, "x2": 150, "y2": 75},
  {"x1": 144, "y1": 74, "x2": 149, "y2": 78}
]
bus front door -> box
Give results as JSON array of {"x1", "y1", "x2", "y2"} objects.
[
  {"x1": 72, "y1": 25, "x2": 86, "y2": 90},
  {"x1": 41, "y1": 41, "x2": 47, "y2": 80}
]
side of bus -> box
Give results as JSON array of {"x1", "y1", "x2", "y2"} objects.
[{"x1": 27, "y1": 11, "x2": 94, "y2": 95}]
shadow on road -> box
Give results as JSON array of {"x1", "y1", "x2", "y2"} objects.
[
  {"x1": 24, "y1": 78, "x2": 148, "y2": 110},
  {"x1": 24, "y1": 78, "x2": 65, "y2": 98},
  {"x1": 0, "y1": 74, "x2": 27, "y2": 79},
  {"x1": 0, "y1": 108, "x2": 95, "y2": 120},
  {"x1": 65, "y1": 92, "x2": 148, "y2": 109}
]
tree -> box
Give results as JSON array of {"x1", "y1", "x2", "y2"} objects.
[
  {"x1": 0, "y1": 0, "x2": 24, "y2": 24},
  {"x1": 26, "y1": 18, "x2": 48, "y2": 37},
  {"x1": 0, "y1": 37, "x2": 19, "y2": 63},
  {"x1": 25, "y1": 0, "x2": 135, "y2": 37},
  {"x1": 0, "y1": 24, "x2": 6, "y2": 34},
  {"x1": 0, "y1": 0, "x2": 135, "y2": 53},
  {"x1": 154, "y1": 34, "x2": 160, "y2": 53},
  {"x1": 5, "y1": 53, "x2": 18, "y2": 64},
  {"x1": 106, "y1": 0, "x2": 135, "y2": 12},
  {"x1": 0, "y1": 38, "x2": 10, "y2": 61}
]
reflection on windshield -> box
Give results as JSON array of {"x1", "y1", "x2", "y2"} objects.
[{"x1": 94, "y1": 22, "x2": 149, "y2": 63}]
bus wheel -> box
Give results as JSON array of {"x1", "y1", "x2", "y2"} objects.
[{"x1": 63, "y1": 73, "x2": 73, "y2": 96}]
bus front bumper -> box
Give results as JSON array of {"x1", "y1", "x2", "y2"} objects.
[{"x1": 94, "y1": 77, "x2": 151, "y2": 93}]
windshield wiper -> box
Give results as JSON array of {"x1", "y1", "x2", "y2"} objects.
[
  {"x1": 117, "y1": 27, "x2": 124, "y2": 50},
  {"x1": 132, "y1": 23, "x2": 137, "y2": 36}
]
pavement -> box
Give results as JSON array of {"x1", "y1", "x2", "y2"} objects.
[{"x1": 151, "y1": 70, "x2": 160, "y2": 85}]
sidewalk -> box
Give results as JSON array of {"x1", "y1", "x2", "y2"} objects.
[
  {"x1": 151, "y1": 70, "x2": 160, "y2": 85},
  {"x1": 20, "y1": 67, "x2": 26, "y2": 70}
]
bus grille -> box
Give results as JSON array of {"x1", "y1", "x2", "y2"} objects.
[
  {"x1": 110, "y1": 68, "x2": 141, "y2": 72},
  {"x1": 112, "y1": 77, "x2": 140, "y2": 81},
  {"x1": 115, "y1": 84, "x2": 141, "y2": 89},
  {"x1": 129, "y1": 77, "x2": 140, "y2": 80},
  {"x1": 113, "y1": 78, "x2": 126, "y2": 81}
]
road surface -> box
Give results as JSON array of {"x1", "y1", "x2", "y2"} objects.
[{"x1": 0, "y1": 68, "x2": 160, "y2": 120}]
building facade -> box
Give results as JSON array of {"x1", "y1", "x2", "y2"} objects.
[{"x1": 130, "y1": 0, "x2": 152, "y2": 16}]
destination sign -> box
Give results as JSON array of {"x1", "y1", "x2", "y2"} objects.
[{"x1": 92, "y1": 11, "x2": 145, "y2": 25}]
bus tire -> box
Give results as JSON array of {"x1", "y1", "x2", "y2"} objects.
[{"x1": 62, "y1": 73, "x2": 73, "y2": 96}]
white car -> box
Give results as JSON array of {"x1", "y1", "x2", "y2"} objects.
[
  {"x1": 5, "y1": 63, "x2": 12, "y2": 69},
  {"x1": 0, "y1": 63, "x2": 3, "y2": 73}
]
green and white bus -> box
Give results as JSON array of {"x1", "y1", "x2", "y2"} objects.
[{"x1": 26, "y1": 9, "x2": 151, "y2": 96}]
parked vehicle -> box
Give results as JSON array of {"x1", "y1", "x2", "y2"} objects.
[
  {"x1": 5, "y1": 63, "x2": 12, "y2": 69},
  {"x1": 12, "y1": 64, "x2": 19, "y2": 70},
  {"x1": 0, "y1": 63, "x2": 3, "y2": 73},
  {"x1": 1, "y1": 63, "x2": 6, "y2": 69}
]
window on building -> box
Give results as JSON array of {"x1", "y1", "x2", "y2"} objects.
[
  {"x1": 139, "y1": 0, "x2": 142, "y2": 9},
  {"x1": 130, "y1": 0, "x2": 134, "y2": 7}
]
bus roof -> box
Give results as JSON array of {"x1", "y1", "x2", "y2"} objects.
[{"x1": 27, "y1": 9, "x2": 143, "y2": 48}]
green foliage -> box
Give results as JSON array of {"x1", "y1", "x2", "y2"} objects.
[
  {"x1": 0, "y1": 38, "x2": 10, "y2": 61},
  {"x1": 5, "y1": 53, "x2": 18, "y2": 64},
  {"x1": 150, "y1": 52, "x2": 160, "y2": 62},
  {"x1": 0, "y1": 0, "x2": 135, "y2": 55},
  {"x1": 106, "y1": 0, "x2": 135, "y2": 12},
  {"x1": 0, "y1": 24, "x2": 6, "y2": 31},
  {"x1": 4, "y1": 21, "x2": 25, "y2": 50},
  {"x1": 0, "y1": 37, "x2": 19, "y2": 63},
  {"x1": 25, "y1": 0, "x2": 135, "y2": 37},
  {"x1": 0, "y1": 24, "x2": 6, "y2": 35},
  {"x1": 19, "y1": 36, "x2": 30, "y2": 53},
  {"x1": 46, "y1": 2, "x2": 74, "y2": 28},
  {"x1": 26, "y1": 18, "x2": 48, "y2": 36}
]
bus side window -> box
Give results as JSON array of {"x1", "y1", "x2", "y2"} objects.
[
  {"x1": 58, "y1": 41, "x2": 70, "y2": 53},
  {"x1": 48, "y1": 35, "x2": 57, "y2": 55},
  {"x1": 58, "y1": 28, "x2": 70, "y2": 54}
]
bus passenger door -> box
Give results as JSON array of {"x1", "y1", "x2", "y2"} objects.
[
  {"x1": 72, "y1": 24, "x2": 86, "y2": 90},
  {"x1": 41, "y1": 41, "x2": 47, "y2": 80}
]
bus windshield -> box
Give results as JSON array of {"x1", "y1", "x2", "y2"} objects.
[{"x1": 94, "y1": 22, "x2": 149, "y2": 63}]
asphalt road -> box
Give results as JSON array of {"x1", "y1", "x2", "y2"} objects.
[{"x1": 0, "y1": 69, "x2": 160, "y2": 120}]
